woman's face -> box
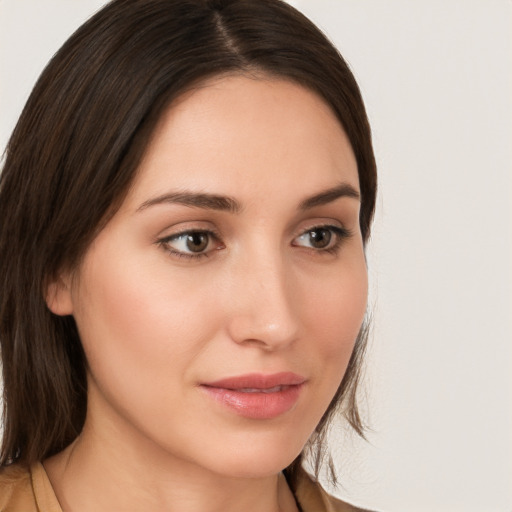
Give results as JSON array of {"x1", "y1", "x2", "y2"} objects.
[{"x1": 51, "y1": 76, "x2": 367, "y2": 478}]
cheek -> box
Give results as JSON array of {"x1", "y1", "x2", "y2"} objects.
[
  {"x1": 303, "y1": 258, "x2": 368, "y2": 357},
  {"x1": 71, "y1": 241, "x2": 228, "y2": 405},
  {"x1": 296, "y1": 256, "x2": 368, "y2": 422},
  {"x1": 283, "y1": 256, "x2": 368, "y2": 440},
  {"x1": 70, "y1": 250, "x2": 222, "y2": 442}
]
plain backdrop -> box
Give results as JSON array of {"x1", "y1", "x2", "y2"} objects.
[{"x1": 1, "y1": 1, "x2": 511, "y2": 511}]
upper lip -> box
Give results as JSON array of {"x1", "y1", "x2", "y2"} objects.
[{"x1": 202, "y1": 372, "x2": 306, "y2": 390}]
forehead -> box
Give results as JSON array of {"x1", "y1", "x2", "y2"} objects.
[{"x1": 125, "y1": 75, "x2": 359, "y2": 208}]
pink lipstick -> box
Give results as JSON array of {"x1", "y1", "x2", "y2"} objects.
[{"x1": 200, "y1": 372, "x2": 305, "y2": 420}]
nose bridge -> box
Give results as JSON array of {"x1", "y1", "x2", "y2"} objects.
[{"x1": 226, "y1": 240, "x2": 299, "y2": 349}]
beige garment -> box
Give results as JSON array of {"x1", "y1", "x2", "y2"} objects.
[
  {"x1": 0, "y1": 462, "x2": 372, "y2": 512},
  {"x1": 0, "y1": 463, "x2": 61, "y2": 511}
]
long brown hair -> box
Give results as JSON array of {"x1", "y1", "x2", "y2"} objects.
[{"x1": 0, "y1": 0, "x2": 377, "y2": 483}]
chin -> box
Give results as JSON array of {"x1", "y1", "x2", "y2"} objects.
[
  {"x1": 207, "y1": 454, "x2": 299, "y2": 480},
  {"x1": 190, "y1": 429, "x2": 308, "y2": 479}
]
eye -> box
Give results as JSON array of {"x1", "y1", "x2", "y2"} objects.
[
  {"x1": 158, "y1": 230, "x2": 222, "y2": 259},
  {"x1": 293, "y1": 225, "x2": 350, "y2": 253}
]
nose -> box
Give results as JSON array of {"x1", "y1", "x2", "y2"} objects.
[{"x1": 224, "y1": 248, "x2": 300, "y2": 351}]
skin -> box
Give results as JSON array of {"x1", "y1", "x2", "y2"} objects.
[{"x1": 45, "y1": 75, "x2": 368, "y2": 512}]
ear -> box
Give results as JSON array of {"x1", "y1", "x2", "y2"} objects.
[{"x1": 45, "y1": 273, "x2": 74, "y2": 316}]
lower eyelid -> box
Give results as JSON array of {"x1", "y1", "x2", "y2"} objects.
[
  {"x1": 157, "y1": 229, "x2": 221, "y2": 256},
  {"x1": 166, "y1": 249, "x2": 211, "y2": 260},
  {"x1": 292, "y1": 225, "x2": 352, "y2": 253},
  {"x1": 158, "y1": 224, "x2": 351, "y2": 259}
]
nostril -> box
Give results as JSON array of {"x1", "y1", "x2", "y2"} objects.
[{"x1": 223, "y1": 255, "x2": 299, "y2": 348}]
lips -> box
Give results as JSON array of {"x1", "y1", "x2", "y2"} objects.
[{"x1": 200, "y1": 372, "x2": 306, "y2": 420}]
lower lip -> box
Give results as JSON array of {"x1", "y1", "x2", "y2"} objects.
[{"x1": 200, "y1": 384, "x2": 303, "y2": 420}]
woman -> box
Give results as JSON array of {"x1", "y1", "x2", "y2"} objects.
[{"x1": 0, "y1": 0, "x2": 377, "y2": 510}]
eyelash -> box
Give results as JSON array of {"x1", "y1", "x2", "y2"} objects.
[
  {"x1": 157, "y1": 224, "x2": 352, "y2": 260},
  {"x1": 157, "y1": 229, "x2": 223, "y2": 260},
  {"x1": 292, "y1": 225, "x2": 352, "y2": 255}
]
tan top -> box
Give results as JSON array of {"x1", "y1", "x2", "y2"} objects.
[{"x1": 0, "y1": 462, "x2": 373, "y2": 512}]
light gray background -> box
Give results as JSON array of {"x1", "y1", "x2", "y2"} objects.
[{"x1": 1, "y1": 1, "x2": 511, "y2": 511}]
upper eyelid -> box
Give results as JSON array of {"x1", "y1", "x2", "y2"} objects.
[
  {"x1": 298, "y1": 222, "x2": 343, "y2": 232},
  {"x1": 154, "y1": 221, "x2": 221, "y2": 242},
  {"x1": 156, "y1": 223, "x2": 351, "y2": 262},
  {"x1": 294, "y1": 221, "x2": 349, "y2": 237},
  {"x1": 157, "y1": 220, "x2": 349, "y2": 240},
  {"x1": 293, "y1": 224, "x2": 352, "y2": 243},
  {"x1": 163, "y1": 228, "x2": 219, "y2": 240},
  {"x1": 158, "y1": 230, "x2": 222, "y2": 253},
  {"x1": 157, "y1": 229, "x2": 222, "y2": 259},
  {"x1": 159, "y1": 224, "x2": 350, "y2": 254}
]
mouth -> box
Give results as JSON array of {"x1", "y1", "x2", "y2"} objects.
[
  {"x1": 233, "y1": 385, "x2": 290, "y2": 393},
  {"x1": 200, "y1": 372, "x2": 306, "y2": 420}
]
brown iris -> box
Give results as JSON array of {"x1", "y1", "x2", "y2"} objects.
[
  {"x1": 308, "y1": 228, "x2": 332, "y2": 249},
  {"x1": 185, "y1": 232, "x2": 209, "y2": 252}
]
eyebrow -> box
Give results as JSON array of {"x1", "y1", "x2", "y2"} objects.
[
  {"x1": 137, "y1": 191, "x2": 242, "y2": 213},
  {"x1": 298, "y1": 183, "x2": 360, "y2": 210},
  {"x1": 136, "y1": 182, "x2": 360, "y2": 214}
]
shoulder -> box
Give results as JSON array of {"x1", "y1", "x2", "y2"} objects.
[
  {"x1": 0, "y1": 463, "x2": 38, "y2": 511},
  {"x1": 293, "y1": 468, "x2": 376, "y2": 512}
]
